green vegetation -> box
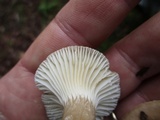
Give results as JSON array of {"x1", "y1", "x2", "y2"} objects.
[{"x1": 38, "y1": 0, "x2": 65, "y2": 26}]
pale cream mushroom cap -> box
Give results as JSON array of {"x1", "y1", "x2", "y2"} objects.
[
  {"x1": 122, "y1": 100, "x2": 160, "y2": 120},
  {"x1": 35, "y1": 46, "x2": 120, "y2": 120}
]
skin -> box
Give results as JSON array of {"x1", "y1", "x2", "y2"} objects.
[{"x1": 0, "y1": 0, "x2": 160, "y2": 119}]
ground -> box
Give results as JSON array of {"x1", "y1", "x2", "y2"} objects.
[{"x1": 0, "y1": 0, "x2": 66, "y2": 77}]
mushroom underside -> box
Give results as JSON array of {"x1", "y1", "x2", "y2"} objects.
[{"x1": 35, "y1": 46, "x2": 120, "y2": 120}]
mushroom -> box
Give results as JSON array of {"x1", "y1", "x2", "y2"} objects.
[
  {"x1": 122, "y1": 100, "x2": 160, "y2": 120},
  {"x1": 35, "y1": 46, "x2": 120, "y2": 120}
]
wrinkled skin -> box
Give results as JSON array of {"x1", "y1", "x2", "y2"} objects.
[{"x1": 0, "y1": 0, "x2": 160, "y2": 120}]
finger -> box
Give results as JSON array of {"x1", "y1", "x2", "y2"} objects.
[
  {"x1": 105, "y1": 12, "x2": 160, "y2": 98},
  {"x1": 115, "y1": 74, "x2": 160, "y2": 119},
  {"x1": 20, "y1": 0, "x2": 140, "y2": 72},
  {"x1": 55, "y1": 0, "x2": 139, "y2": 46}
]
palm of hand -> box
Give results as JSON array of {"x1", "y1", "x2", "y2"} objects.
[{"x1": 0, "y1": 63, "x2": 47, "y2": 120}]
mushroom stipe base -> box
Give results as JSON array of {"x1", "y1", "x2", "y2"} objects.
[{"x1": 62, "y1": 97, "x2": 95, "y2": 120}]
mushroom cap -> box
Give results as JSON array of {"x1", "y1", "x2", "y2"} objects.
[
  {"x1": 35, "y1": 46, "x2": 120, "y2": 120},
  {"x1": 122, "y1": 100, "x2": 160, "y2": 120}
]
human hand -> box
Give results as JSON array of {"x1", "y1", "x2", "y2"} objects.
[{"x1": 0, "y1": 0, "x2": 160, "y2": 120}]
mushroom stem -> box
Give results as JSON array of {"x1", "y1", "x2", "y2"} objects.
[{"x1": 62, "y1": 97, "x2": 95, "y2": 120}]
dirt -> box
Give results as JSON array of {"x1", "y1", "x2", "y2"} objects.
[{"x1": 0, "y1": 0, "x2": 65, "y2": 77}]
